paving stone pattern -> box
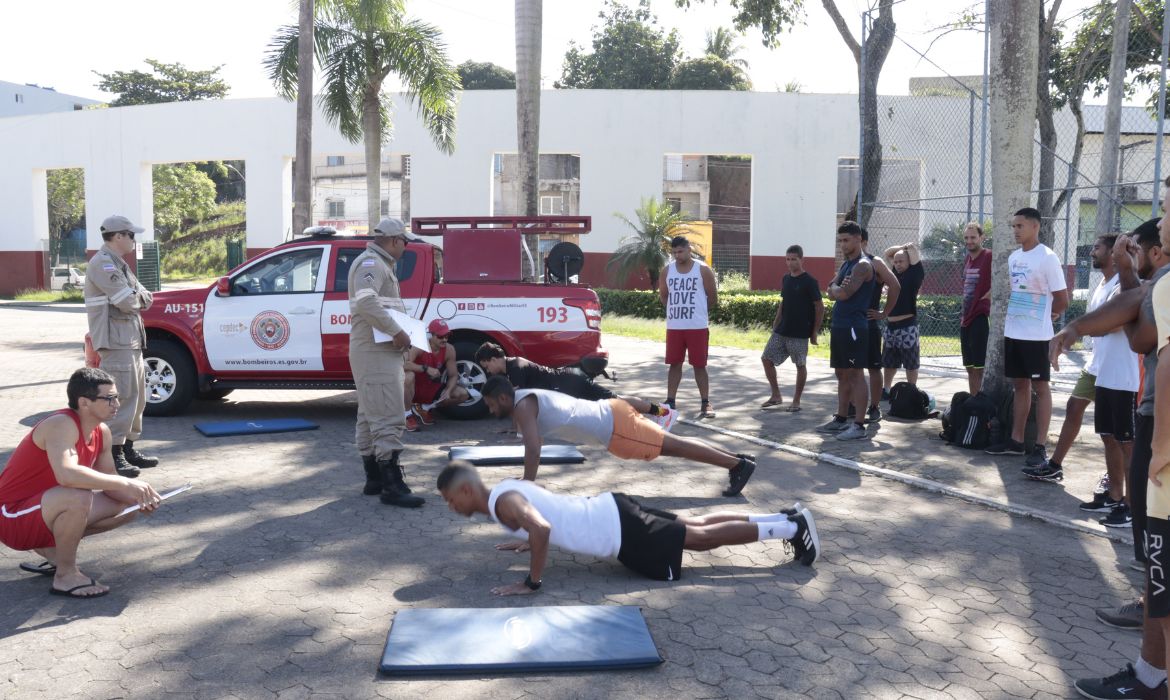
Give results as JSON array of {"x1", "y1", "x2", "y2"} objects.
[{"x1": 0, "y1": 305, "x2": 1142, "y2": 698}]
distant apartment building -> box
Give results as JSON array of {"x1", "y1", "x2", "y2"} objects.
[
  {"x1": 0, "y1": 80, "x2": 100, "y2": 117},
  {"x1": 310, "y1": 153, "x2": 411, "y2": 233}
]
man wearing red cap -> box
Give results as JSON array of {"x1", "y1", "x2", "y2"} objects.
[{"x1": 402, "y1": 319, "x2": 469, "y2": 429}]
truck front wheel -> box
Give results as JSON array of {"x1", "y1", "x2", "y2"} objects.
[
  {"x1": 143, "y1": 339, "x2": 197, "y2": 417},
  {"x1": 438, "y1": 340, "x2": 490, "y2": 420}
]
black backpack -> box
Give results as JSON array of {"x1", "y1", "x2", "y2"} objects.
[
  {"x1": 888, "y1": 381, "x2": 930, "y2": 420},
  {"x1": 943, "y1": 391, "x2": 996, "y2": 449}
]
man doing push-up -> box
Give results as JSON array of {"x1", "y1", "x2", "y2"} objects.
[
  {"x1": 437, "y1": 461, "x2": 820, "y2": 596},
  {"x1": 480, "y1": 375, "x2": 755, "y2": 497}
]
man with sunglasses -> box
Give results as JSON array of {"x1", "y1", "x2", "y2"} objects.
[
  {"x1": 84, "y1": 215, "x2": 159, "y2": 477},
  {"x1": 0, "y1": 368, "x2": 162, "y2": 599},
  {"x1": 402, "y1": 319, "x2": 470, "y2": 430}
]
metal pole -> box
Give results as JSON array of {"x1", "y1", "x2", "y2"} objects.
[
  {"x1": 1154, "y1": 0, "x2": 1170, "y2": 216},
  {"x1": 1063, "y1": 162, "x2": 1074, "y2": 303},
  {"x1": 978, "y1": 0, "x2": 990, "y2": 225},
  {"x1": 857, "y1": 10, "x2": 868, "y2": 222},
  {"x1": 967, "y1": 91, "x2": 975, "y2": 223}
]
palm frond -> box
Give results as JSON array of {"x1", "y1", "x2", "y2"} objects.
[{"x1": 379, "y1": 20, "x2": 461, "y2": 154}]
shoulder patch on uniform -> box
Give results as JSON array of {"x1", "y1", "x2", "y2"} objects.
[
  {"x1": 103, "y1": 264, "x2": 116, "y2": 271},
  {"x1": 360, "y1": 259, "x2": 376, "y2": 267}
]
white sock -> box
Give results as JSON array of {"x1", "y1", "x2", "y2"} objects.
[
  {"x1": 749, "y1": 513, "x2": 789, "y2": 523},
  {"x1": 757, "y1": 521, "x2": 796, "y2": 541},
  {"x1": 1136, "y1": 657, "x2": 1166, "y2": 688}
]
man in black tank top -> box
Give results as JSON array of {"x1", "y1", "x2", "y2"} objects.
[{"x1": 860, "y1": 230, "x2": 900, "y2": 422}]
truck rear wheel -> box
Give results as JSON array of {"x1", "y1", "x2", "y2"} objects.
[
  {"x1": 438, "y1": 340, "x2": 489, "y2": 420},
  {"x1": 143, "y1": 339, "x2": 197, "y2": 417}
]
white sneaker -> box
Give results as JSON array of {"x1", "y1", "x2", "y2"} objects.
[{"x1": 655, "y1": 407, "x2": 678, "y2": 433}]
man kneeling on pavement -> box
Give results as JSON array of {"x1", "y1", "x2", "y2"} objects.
[{"x1": 402, "y1": 319, "x2": 469, "y2": 431}]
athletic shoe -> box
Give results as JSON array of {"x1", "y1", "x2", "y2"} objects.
[
  {"x1": 664, "y1": 398, "x2": 676, "y2": 411},
  {"x1": 786, "y1": 509, "x2": 820, "y2": 566},
  {"x1": 1079, "y1": 492, "x2": 1123, "y2": 513},
  {"x1": 779, "y1": 501, "x2": 802, "y2": 516},
  {"x1": 698, "y1": 401, "x2": 716, "y2": 419},
  {"x1": 1074, "y1": 664, "x2": 1167, "y2": 699},
  {"x1": 722, "y1": 457, "x2": 756, "y2": 497},
  {"x1": 985, "y1": 439, "x2": 1026, "y2": 456},
  {"x1": 1102, "y1": 503, "x2": 1133, "y2": 528},
  {"x1": 816, "y1": 417, "x2": 849, "y2": 433},
  {"x1": 1025, "y1": 444, "x2": 1049, "y2": 468},
  {"x1": 865, "y1": 406, "x2": 882, "y2": 423},
  {"x1": 1022, "y1": 462, "x2": 1064, "y2": 483},
  {"x1": 404, "y1": 414, "x2": 421, "y2": 432},
  {"x1": 735, "y1": 453, "x2": 757, "y2": 463},
  {"x1": 655, "y1": 407, "x2": 679, "y2": 433},
  {"x1": 1096, "y1": 599, "x2": 1144, "y2": 630},
  {"x1": 412, "y1": 403, "x2": 436, "y2": 426},
  {"x1": 835, "y1": 423, "x2": 868, "y2": 441},
  {"x1": 1096, "y1": 472, "x2": 1112, "y2": 496}
]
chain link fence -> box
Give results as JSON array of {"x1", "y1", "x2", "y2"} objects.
[{"x1": 853, "y1": 0, "x2": 1167, "y2": 358}]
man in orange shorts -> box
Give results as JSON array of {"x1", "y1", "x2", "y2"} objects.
[
  {"x1": 480, "y1": 375, "x2": 755, "y2": 496},
  {"x1": 0, "y1": 368, "x2": 162, "y2": 599}
]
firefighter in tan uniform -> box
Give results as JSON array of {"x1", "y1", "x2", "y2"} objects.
[
  {"x1": 83, "y1": 215, "x2": 160, "y2": 477},
  {"x1": 349, "y1": 218, "x2": 424, "y2": 508}
]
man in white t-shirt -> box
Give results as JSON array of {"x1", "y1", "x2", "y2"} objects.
[
  {"x1": 985, "y1": 207, "x2": 1069, "y2": 467},
  {"x1": 437, "y1": 461, "x2": 820, "y2": 595}
]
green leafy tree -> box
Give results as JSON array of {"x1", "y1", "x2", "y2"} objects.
[
  {"x1": 557, "y1": 1, "x2": 682, "y2": 89},
  {"x1": 704, "y1": 27, "x2": 749, "y2": 70},
  {"x1": 457, "y1": 60, "x2": 516, "y2": 89},
  {"x1": 266, "y1": 0, "x2": 460, "y2": 228},
  {"x1": 93, "y1": 59, "x2": 228, "y2": 106},
  {"x1": 607, "y1": 198, "x2": 696, "y2": 290},
  {"x1": 152, "y1": 163, "x2": 218, "y2": 241},
  {"x1": 671, "y1": 55, "x2": 751, "y2": 90},
  {"x1": 47, "y1": 168, "x2": 86, "y2": 264},
  {"x1": 920, "y1": 221, "x2": 993, "y2": 260}
]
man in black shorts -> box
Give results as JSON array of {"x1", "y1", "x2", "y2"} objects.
[
  {"x1": 960, "y1": 223, "x2": 992, "y2": 394},
  {"x1": 475, "y1": 342, "x2": 675, "y2": 429},
  {"x1": 861, "y1": 229, "x2": 900, "y2": 420},
  {"x1": 437, "y1": 461, "x2": 820, "y2": 595},
  {"x1": 984, "y1": 208, "x2": 1068, "y2": 466}
]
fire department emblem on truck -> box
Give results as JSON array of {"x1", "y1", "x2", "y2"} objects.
[{"x1": 250, "y1": 311, "x2": 291, "y2": 351}]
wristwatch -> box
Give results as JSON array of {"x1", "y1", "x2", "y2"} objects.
[{"x1": 524, "y1": 574, "x2": 542, "y2": 590}]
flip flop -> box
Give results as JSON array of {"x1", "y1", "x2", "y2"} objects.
[
  {"x1": 784, "y1": 405, "x2": 802, "y2": 413},
  {"x1": 760, "y1": 399, "x2": 783, "y2": 409},
  {"x1": 19, "y1": 561, "x2": 56, "y2": 577},
  {"x1": 49, "y1": 578, "x2": 109, "y2": 599}
]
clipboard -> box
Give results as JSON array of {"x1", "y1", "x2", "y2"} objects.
[
  {"x1": 372, "y1": 309, "x2": 430, "y2": 351},
  {"x1": 117, "y1": 483, "x2": 193, "y2": 517}
]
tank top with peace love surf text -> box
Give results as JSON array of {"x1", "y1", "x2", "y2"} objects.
[{"x1": 665, "y1": 259, "x2": 710, "y2": 330}]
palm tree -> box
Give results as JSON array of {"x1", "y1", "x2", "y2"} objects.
[
  {"x1": 292, "y1": 0, "x2": 314, "y2": 237},
  {"x1": 607, "y1": 198, "x2": 696, "y2": 291},
  {"x1": 266, "y1": 0, "x2": 460, "y2": 230},
  {"x1": 515, "y1": 0, "x2": 543, "y2": 280},
  {"x1": 705, "y1": 27, "x2": 749, "y2": 71}
]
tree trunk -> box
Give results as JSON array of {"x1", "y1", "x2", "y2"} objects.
[
  {"x1": 1094, "y1": 0, "x2": 1133, "y2": 239},
  {"x1": 362, "y1": 87, "x2": 383, "y2": 231},
  {"x1": 292, "y1": 0, "x2": 314, "y2": 237},
  {"x1": 984, "y1": 0, "x2": 1041, "y2": 400},
  {"x1": 515, "y1": 0, "x2": 542, "y2": 280},
  {"x1": 852, "y1": 1, "x2": 894, "y2": 229},
  {"x1": 1035, "y1": 2, "x2": 1057, "y2": 248}
]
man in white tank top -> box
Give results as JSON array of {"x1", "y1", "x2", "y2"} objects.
[
  {"x1": 481, "y1": 376, "x2": 757, "y2": 497},
  {"x1": 437, "y1": 461, "x2": 820, "y2": 595},
  {"x1": 659, "y1": 236, "x2": 719, "y2": 418}
]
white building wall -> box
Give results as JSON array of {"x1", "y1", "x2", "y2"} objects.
[{"x1": 0, "y1": 80, "x2": 100, "y2": 117}]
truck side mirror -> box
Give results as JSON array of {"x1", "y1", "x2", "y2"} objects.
[{"x1": 216, "y1": 276, "x2": 231, "y2": 296}]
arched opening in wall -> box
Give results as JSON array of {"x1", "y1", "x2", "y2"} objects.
[
  {"x1": 491, "y1": 153, "x2": 581, "y2": 280},
  {"x1": 45, "y1": 167, "x2": 87, "y2": 292},
  {"x1": 663, "y1": 154, "x2": 752, "y2": 290},
  {"x1": 310, "y1": 152, "x2": 411, "y2": 233},
  {"x1": 152, "y1": 160, "x2": 246, "y2": 286}
]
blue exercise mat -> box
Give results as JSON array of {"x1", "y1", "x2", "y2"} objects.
[
  {"x1": 194, "y1": 418, "x2": 319, "y2": 437},
  {"x1": 449, "y1": 444, "x2": 585, "y2": 465},
  {"x1": 380, "y1": 605, "x2": 661, "y2": 675}
]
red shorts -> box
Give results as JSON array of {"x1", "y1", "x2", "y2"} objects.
[
  {"x1": 665, "y1": 328, "x2": 709, "y2": 367},
  {"x1": 0, "y1": 493, "x2": 54, "y2": 551}
]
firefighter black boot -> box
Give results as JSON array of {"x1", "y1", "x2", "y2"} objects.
[
  {"x1": 362, "y1": 454, "x2": 382, "y2": 496},
  {"x1": 123, "y1": 440, "x2": 159, "y2": 469},
  {"x1": 111, "y1": 445, "x2": 140, "y2": 478},
  {"x1": 379, "y1": 452, "x2": 423, "y2": 508}
]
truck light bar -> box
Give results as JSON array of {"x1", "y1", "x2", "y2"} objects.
[{"x1": 411, "y1": 216, "x2": 591, "y2": 236}]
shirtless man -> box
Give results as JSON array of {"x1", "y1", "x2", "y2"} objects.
[
  {"x1": 438, "y1": 461, "x2": 820, "y2": 595},
  {"x1": 480, "y1": 375, "x2": 755, "y2": 497},
  {"x1": 0, "y1": 368, "x2": 161, "y2": 598}
]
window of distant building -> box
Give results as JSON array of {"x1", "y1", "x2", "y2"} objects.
[
  {"x1": 14, "y1": 94, "x2": 23, "y2": 103},
  {"x1": 540, "y1": 195, "x2": 563, "y2": 215},
  {"x1": 326, "y1": 155, "x2": 345, "y2": 167},
  {"x1": 327, "y1": 199, "x2": 345, "y2": 218},
  {"x1": 665, "y1": 197, "x2": 682, "y2": 214}
]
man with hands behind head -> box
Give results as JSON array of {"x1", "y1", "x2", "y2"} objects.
[{"x1": 0, "y1": 368, "x2": 162, "y2": 599}]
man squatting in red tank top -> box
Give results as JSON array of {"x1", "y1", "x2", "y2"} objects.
[{"x1": 0, "y1": 368, "x2": 162, "y2": 598}]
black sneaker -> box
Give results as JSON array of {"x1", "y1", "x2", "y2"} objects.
[
  {"x1": 1096, "y1": 599, "x2": 1144, "y2": 630},
  {"x1": 1079, "y1": 492, "x2": 1122, "y2": 513},
  {"x1": 779, "y1": 501, "x2": 802, "y2": 517},
  {"x1": 1074, "y1": 663, "x2": 1167, "y2": 699},
  {"x1": 1022, "y1": 462, "x2": 1064, "y2": 483},
  {"x1": 736, "y1": 453, "x2": 757, "y2": 463},
  {"x1": 786, "y1": 509, "x2": 820, "y2": 566},
  {"x1": 664, "y1": 398, "x2": 676, "y2": 410},
  {"x1": 1102, "y1": 503, "x2": 1133, "y2": 529},
  {"x1": 985, "y1": 439, "x2": 1026, "y2": 456},
  {"x1": 865, "y1": 405, "x2": 882, "y2": 424},
  {"x1": 1025, "y1": 444, "x2": 1049, "y2": 468},
  {"x1": 722, "y1": 457, "x2": 756, "y2": 497}
]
